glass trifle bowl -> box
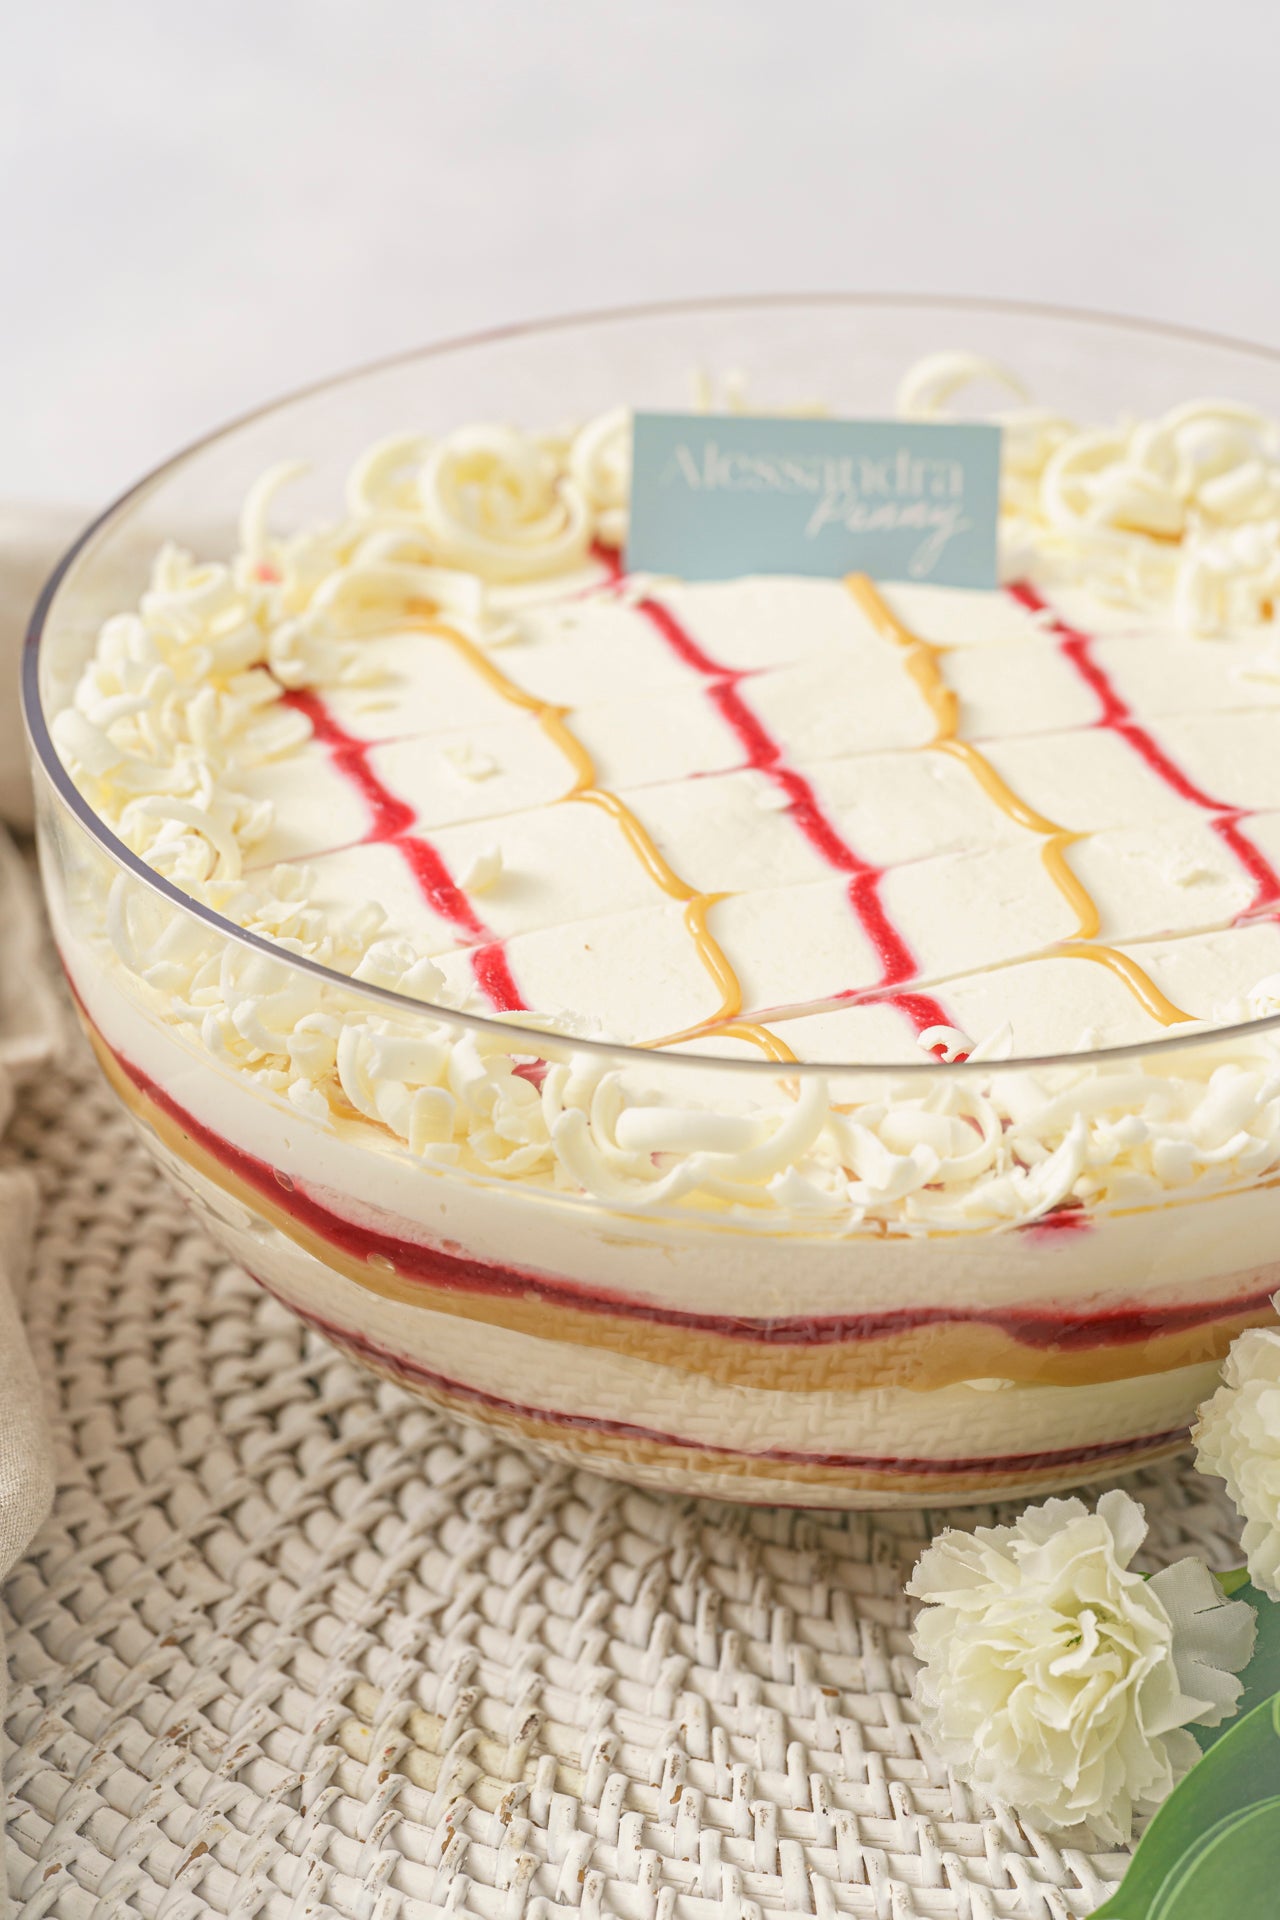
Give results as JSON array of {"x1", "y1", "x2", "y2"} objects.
[{"x1": 24, "y1": 295, "x2": 1280, "y2": 1508}]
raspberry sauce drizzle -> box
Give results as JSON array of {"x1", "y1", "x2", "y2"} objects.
[
  {"x1": 628, "y1": 584, "x2": 953, "y2": 1040},
  {"x1": 283, "y1": 688, "x2": 526, "y2": 1012},
  {"x1": 1009, "y1": 583, "x2": 1280, "y2": 920}
]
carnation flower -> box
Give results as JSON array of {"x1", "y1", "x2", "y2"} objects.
[
  {"x1": 905, "y1": 1489, "x2": 1255, "y2": 1842},
  {"x1": 1194, "y1": 1323, "x2": 1280, "y2": 1600}
]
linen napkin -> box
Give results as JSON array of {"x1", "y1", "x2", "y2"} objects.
[
  {"x1": 0, "y1": 1159, "x2": 49, "y2": 1906},
  {"x1": 0, "y1": 502, "x2": 85, "y2": 830},
  {"x1": 0, "y1": 830, "x2": 58, "y2": 1912},
  {"x1": 0, "y1": 500, "x2": 75, "y2": 1909}
]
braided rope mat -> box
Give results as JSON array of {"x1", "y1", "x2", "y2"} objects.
[{"x1": 2, "y1": 1045, "x2": 1248, "y2": 1920}]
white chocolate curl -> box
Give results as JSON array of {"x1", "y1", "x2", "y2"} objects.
[
  {"x1": 416, "y1": 426, "x2": 592, "y2": 580},
  {"x1": 896, "y1": 350, "x2": 1029, "y2": 419},
  {"x1": 568, "y1": 406, "x2": 631, "y2": 549}
]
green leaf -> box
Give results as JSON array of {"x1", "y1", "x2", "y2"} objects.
[
  {"x1": 1147, "y1": 1800, "x2": 1280, "y2": 1919},
  {"x1": 1092, "y1": 1695, "x2": 1280, "y2": 1918},
  {"x1": 1193, "y1": 1579, "x2": 1280, "y2": 1753},
  {"x1": 1215, "y1": 1565, "x2": 1253, "y2": 1599}
]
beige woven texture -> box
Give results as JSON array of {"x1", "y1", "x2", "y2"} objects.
[{"x1": 2, "y1": 1044, "x2": 1249, "y2": 1920}]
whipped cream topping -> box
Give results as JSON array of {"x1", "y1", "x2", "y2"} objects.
[{"x1": 48, "y1": 358, "x2": 1280, "y2": 1230}]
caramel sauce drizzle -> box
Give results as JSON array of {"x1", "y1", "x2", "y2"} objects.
[
  {"x1": 844, "y1": 576, "x2": 1194, "y2": 1027},
  {"x1": 847, "y1": 571, "x2": 959, "y2": 740},
  {"x1": 408, "y1": 611, "x2": 595, "y2": 792},
  {"x1": 408, "y1": 609, "x2": 758, "y2": 1041},
  {"x1": 934, "y1": 738, "x2": 1060, "y2": 835},
  {"x1": 1041, "y1": 834, "x2": 1101, "y2": 942},
  {"x1": 1056, "y1": 942, "x2": 1196, "y2": 1027},
  {"x1": 574, "y1": 788, "x2": 697, "y2": 900},
  {"x1": 712, "y1": 1022, "x2": 800, "y2": 1064},
  {"x1": 648, "y1": 1010, "x2": 801, "y2": 1058}
]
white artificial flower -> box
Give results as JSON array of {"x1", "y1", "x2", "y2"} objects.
[
  {"x1": 1194, "y1": 1323, "x2": 1280, "y2": 1600},
  {"x1": 905, "y1": 1489, "x2": 1255, "y2": 1842}
]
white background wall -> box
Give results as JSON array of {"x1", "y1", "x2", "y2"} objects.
[{"x1": 3, "y1": 1, "x2": 1275, "y2": 506}]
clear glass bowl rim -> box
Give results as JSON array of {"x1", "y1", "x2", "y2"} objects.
[{"x1": 23, "y1": 288, "x2": 1280, "y2": 1079}]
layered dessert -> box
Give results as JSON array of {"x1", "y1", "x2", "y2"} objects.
[{"x1": 39, "y1": 350, "x2": 1280, "y2": 1505}]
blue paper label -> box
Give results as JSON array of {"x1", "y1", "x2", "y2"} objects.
[{"x1": 626, "y1": 412, "x2": 1001, "y2": 588}]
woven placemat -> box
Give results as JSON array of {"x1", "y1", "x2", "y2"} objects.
[{"x1": 2, "y1": 1043, "x2": 1248, "y2": 1920}]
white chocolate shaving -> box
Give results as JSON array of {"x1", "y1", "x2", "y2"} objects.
[
  {"x1": 458, "y1": 846, "x2": 502, "y2": 894},
  {"x1": 444, "y1": 742, "x2": 498, "y2": 781},
  {"x1": 917, "y1": 1024, "x2": 973, "y2": 1063}
]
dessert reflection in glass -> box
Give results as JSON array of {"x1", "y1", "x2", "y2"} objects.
[{"x1": 26, "y1": 300, "x2": 1280, "y2": 1506}]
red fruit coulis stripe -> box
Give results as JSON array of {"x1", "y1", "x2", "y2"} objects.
[
  {"x1": 630, "y1": 587, "x2": 952, "y2": 1040},
  {"x1": 283, "y1": 688, "x2": 526, "y2": 1012},
  {"x1": 1009, "y1": 583, "x2": 1280, "y2": 920}
]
